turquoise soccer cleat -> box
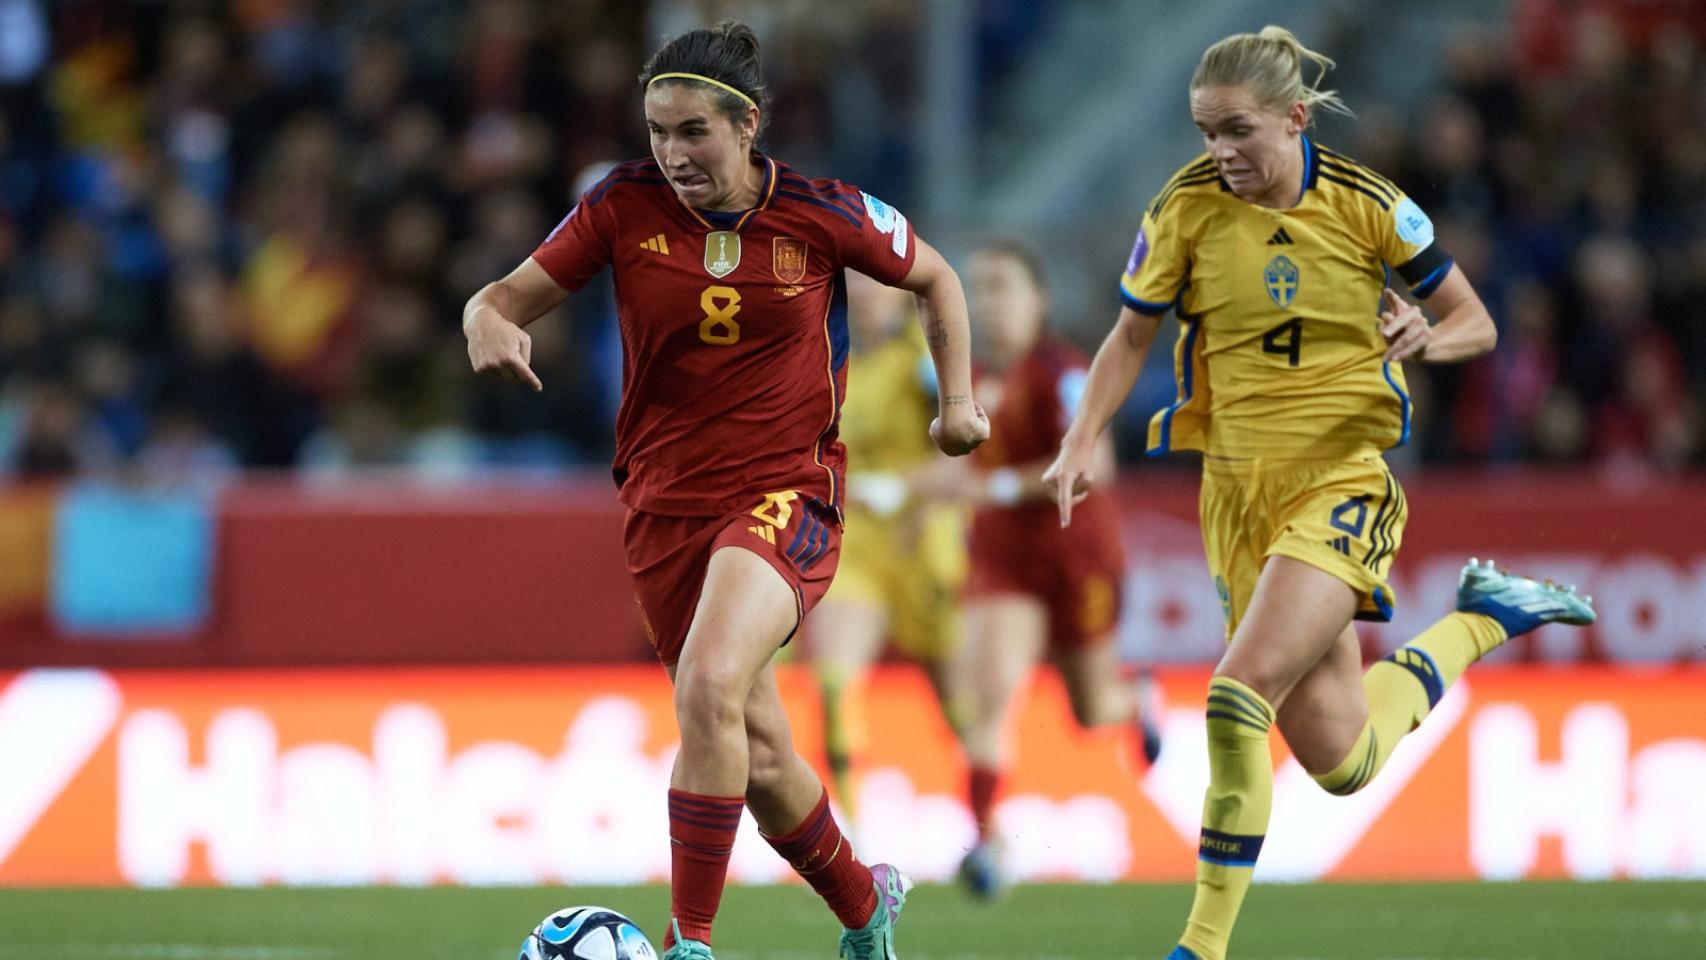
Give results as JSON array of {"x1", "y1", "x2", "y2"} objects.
[
  {"x1": 1164, "y1": 946, "x2": 1204, "y2": 960},
  {"x1": 839, "y1": 863, "x2": 912, "y2": 960},
  {"x1": 661, "y1": 921, "x2": 713, "y2": 960},
  {"x1": 1455, "y1": 557, "x2": 1596, "y2": 638}
]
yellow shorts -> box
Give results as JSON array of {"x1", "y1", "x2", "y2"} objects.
[
  {"x1": 824, "y1": 503, "x2": 966, "y2": 662},
  {"x1": 1200, "y1": 455, "x2": 1407, "y2": 639}
]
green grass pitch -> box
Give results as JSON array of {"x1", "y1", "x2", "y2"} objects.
[{"x1": 1, "y1": 881, "x2": 1702, "y2": 959}]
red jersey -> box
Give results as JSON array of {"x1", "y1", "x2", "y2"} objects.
[
  {"x1": 531, "y1": 153, "x2": 918, "y2": 516},
  {"x1": 968, "y1": 333, "x2": 1124, "y2": 644},
  {"x1": 972, "y1": 332, "x2": 1121, "y2": 539},
  {"x1": 974, "y1": 333, "x2": 1090, "y2": 470}
]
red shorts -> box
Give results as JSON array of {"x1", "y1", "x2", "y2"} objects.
[
  {"x1": 624, "y1": 492, "x2": 842, "y2": 666},
  {"x1": 966, "y1": 494, "x2": 1125, "y2": 651}
]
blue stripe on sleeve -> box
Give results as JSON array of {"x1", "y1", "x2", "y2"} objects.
[{"x1": 1119, "y1": 285, "x2": 1174, "y2": 315}]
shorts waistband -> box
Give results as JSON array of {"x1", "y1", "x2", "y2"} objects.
[{"x1": 1201, "y1": 454, "x2": 1381, "y2": 481}]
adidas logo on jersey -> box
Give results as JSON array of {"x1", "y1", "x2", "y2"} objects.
[
  {"x1": 747, "y1": 524, "x2": 776, "y2": 544},
  {"x1": 640, "y1": 234, "x2": 670, "y2": 254},
  {"x1": 1326, "y1": 535, "x2": 1353, "y2": 556},
  {"x1": 1267, "y1": 227, "x2": 1294, "y2": 245}
]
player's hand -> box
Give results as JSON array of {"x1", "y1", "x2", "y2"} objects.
[
  {"x1": 466, "y1": 311, "x2": 543, "y2": 391},
  {"x1": 1042, "y1": 439, "x2": 1095, "y2": 528},
  {"x1": 1379, "y1": 287, "x2": 1430, "y2": 362},
  {"x1": 930, "y1": 399, "x2": 990, "y2": 456}
]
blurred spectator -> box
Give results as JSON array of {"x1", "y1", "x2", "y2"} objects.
[
  {"x1": 3, "y1": 378, "x2": 115, "y2": 479},
  {"x1": 0, "y1": 1, "x2": 1697, "y2": 480},
  {"x1": 1378, "y1": 7, "x2": 1706, "y2": 470}
]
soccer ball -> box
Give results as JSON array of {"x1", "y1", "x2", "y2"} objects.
[{"x1": 519, "y1": 906, "x2": 659, "y2": 960}]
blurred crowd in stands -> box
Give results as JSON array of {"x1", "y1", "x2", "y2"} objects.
[
  {"x1": 1330, "y1": 0, "x2": 1706, "y2": 473},
  {"x1": 0, "y1": 0, "x2": 1701, "y2": 483}
]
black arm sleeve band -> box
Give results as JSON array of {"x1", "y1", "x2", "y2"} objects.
[{"x1": 1395, "y1": 243, "x2": 1454, "y2": 299}]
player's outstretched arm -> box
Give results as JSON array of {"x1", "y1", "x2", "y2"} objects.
[
  {"x1": 899, "y1": 238, "x2": 989, "y2": 456},
  {"x1": 978, "y1": 435, "x2": 1116, "y2": 508},
  {"x1": 462, "y1": 257, "x2": 571, "y2": 392},
  {"x1": 1380, "y1": 264, "x2": 1497, "y2": 364},
  {"x1": 1044, "y1": 306, "x2": 1163, "y2": 527}
]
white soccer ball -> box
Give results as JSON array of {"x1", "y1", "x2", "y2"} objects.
[{"x1": 518, "y1": 906, "x2": 659, "y2": 960}]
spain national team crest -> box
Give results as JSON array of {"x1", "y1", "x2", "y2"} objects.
[
  {"x1": 704, "y1": 231, "x2": 741, "y2": 278},
  {"x1": 773, "y1": 238, "x2": 808, "y2": 284},
  {"x1": 1264, "y1": 254, "x2": 1300, "y2": 308}
]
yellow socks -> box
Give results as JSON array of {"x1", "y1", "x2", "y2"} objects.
[
  {"x1": 1314, "y1": 611, "x2": 1506, "y2": 795},
  {"x1": 1179, "y1": 676, "x2": 1276, "y2": 960},
  {"x1": 1178, "y1": 616, "x2": 1508, "y2": 956},
  {"x1": 816, "y1": 668, "x2": 864, "y2": 818}
]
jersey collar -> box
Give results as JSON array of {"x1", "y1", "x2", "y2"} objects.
[
  {"x1": 1298, "y1": 134, "x2": 1320, "y2": 201},
  {"x1": 679, "y1": 153, "x2": 778, "y2": 232}
]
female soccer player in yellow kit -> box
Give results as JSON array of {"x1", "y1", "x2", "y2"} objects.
[
  {"x1": 808, "y1": 271, "x2": 971, "y2": 818},
  {"x1": 1043, "y1": 27, "x2": 1595, "y2": 960}
]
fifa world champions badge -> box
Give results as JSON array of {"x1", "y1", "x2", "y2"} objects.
[
  {"x1": 704, "y1": 231, "x2": 741, "y2": 278},
  {"x1": 773, "y1": 238, "x2": 808, "y2": 283}
]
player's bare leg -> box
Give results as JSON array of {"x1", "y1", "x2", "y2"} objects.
[
  {"x1": 1215, "y1": 558, "x2": 1358, "y2": 706},
  {"x1": 1055, "y1": 637, "x2": 1164, "y2": 764},
  {"x1": 746, "y1": 599, "x2": 906, "y2": 959},
  {"x1": 957, "y1": 594, "x2": 1047, "y2": 897},
  {"x1": 1171, "y1": 557, "x2": 1355, "y2": 960},
  {"x1": 671, "y1": 546, "x2": 798, "y2": 796},
  {"x1": 920, "y1": 641, "x2": 972, "y2": 746},
  {"x1": 806, "y1": 597, "x2": 889, "y2": 816},
  {"x1": 1290, "y1": 560, "x2": 1596, "y2": 798},
  {"x1": 743, "y1": 660, "x2": 833, "y2": 830},
  {"x1": 660, "y1": 546, "x2": 799, "y2": 956},
  {"x1": 1272, "y1": 624, "x2": 1369, "y2": 775}
]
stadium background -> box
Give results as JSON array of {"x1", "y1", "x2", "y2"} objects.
[{"x1": 1, "y1": 0, "x2": 1704, "y2": 949}]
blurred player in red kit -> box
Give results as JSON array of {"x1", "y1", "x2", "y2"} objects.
[
  {"x1": 950, "y1": 240, "x2": 1163, "y2": 897},
  {"x1": 460, "y1": 21, "x2": 987, "y2": 960}
]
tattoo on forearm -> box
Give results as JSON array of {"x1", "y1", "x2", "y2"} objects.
[
  {"x1": 942, "y1": 394, "x2": 972, "y2": 405},
  {"x1": 923, "y1": 313, "x2": 949, "y2": 350}
]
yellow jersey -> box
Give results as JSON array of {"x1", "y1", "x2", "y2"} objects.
[
  {"x1": 840, "y1": 324, "x2": 940, "y2": 473},
  {"x1": 830, "y1": 321, "x2": 969, "y2": 656},
  {"x1": 1118, "y1": 137, "x2": 1454, "y2": 460}
]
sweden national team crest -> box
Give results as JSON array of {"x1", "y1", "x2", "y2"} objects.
[
  {"x1": 1264, "y1": 254, "x2": 1300, "y2": 308},
  {"x1": 773, "y1": 237, "x2": 808, "y2": 283},
  {"x1": 704, "y1": 231, "x2": 741, "y2": 278}
]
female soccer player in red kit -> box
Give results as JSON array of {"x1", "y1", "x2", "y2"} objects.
[
  {"x1": 462, "y1": 22, "x2": 987, "y2": 960},
  {"x1": 954, "y1": 241, "x2": 1162, "y2": 897}
]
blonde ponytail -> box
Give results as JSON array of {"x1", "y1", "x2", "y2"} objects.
[{"x1": 1191, "y1": 25, "x2": 1352, "y2": 123}]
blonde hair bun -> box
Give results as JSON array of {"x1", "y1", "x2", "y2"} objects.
[{"x1": 1193, "y1": 25, "x2": 1352, "y2": 123}]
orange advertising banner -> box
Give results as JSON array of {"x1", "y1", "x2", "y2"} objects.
[{"x1": 1, "y1": 665, "x2": 1702, "y2": 887}]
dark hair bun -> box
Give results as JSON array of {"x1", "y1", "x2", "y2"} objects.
[{"x1": 639, "y1": 20, "x2": 770, "y2": 139}]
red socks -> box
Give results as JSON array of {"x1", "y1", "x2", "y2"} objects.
[
  {"x1": 969, "y1": 765, "x2": 1000, "y2": 841},
  {"x1": 668, "y1": 787, "x2": 878, "y2": 943},
  {"x1": 762, "y1": 789, "x2": 877, "y2": 929},
  {"x1": 666, "y1": 789, "x2": 744, "y2": 946}
]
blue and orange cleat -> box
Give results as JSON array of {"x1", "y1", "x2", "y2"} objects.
[
  {"x1": 1456, "y1": 557, "x2": 1596, "y2": 638},
  {"x1": 839, "y1": 862, "x2": 911, "y2": 960}
]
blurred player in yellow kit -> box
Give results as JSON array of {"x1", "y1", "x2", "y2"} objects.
[{"x1": 806, "y1": 271, "x2": 971, "y2": 817}]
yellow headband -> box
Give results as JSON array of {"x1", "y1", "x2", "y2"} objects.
[{"x1": 647, "y1": 72, "x2": 758, "y2": 111}]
